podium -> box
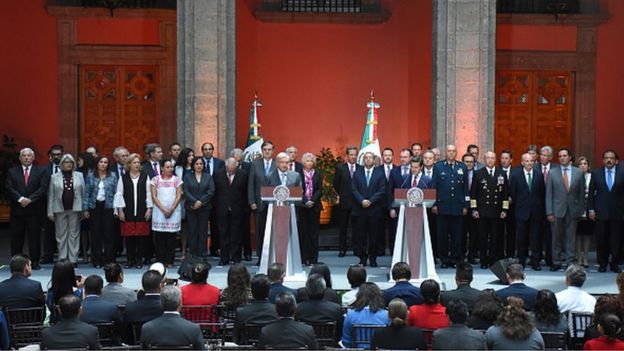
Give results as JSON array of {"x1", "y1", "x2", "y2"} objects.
[
  {"x1": 258, "y1": 185, "x2": 306, "y2": 282},
  {"x1": 390, "y1": 188, "x2": 439, "y2": 283}
]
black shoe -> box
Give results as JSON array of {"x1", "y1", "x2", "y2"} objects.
[
  {"x1": 599, "y1": 265, "x2": 607, "y2": 272},
  {"x1": 218, "y1": 260, "x2": 229, "y2": 266},
  {"x1": 135, "y1": 264, "x2": 143, "y2": 269},
  {"x1": 480, "y1": 263, "x2": 488, "y2": 269},
  {"x1": 31, "y1": 263, "x2": 41, "y2": 270},
  {"x1": 550, "y1": 264, "x2": 562, "y2": 272},
  {"x1": 41, "y1": 258, "x2": 53, "y2": 264},
  {"x1": 611, "y1": 264, "x2": 622, "y2": 273},
  {"x1": 338, "y1": 250, "x2": 346, "y2": 257},
  {"x1": 532, "y1": 264, "x2": 542, "y2": 271},
  {"x1": 369, "y1": 257, "x2": 378, "y2": 267},
  {"x1": 467, "y1": 258, "x2": 478, "y2": 265},
  {"x1": 441, "y1": 263, "x2": 449, "y2": 269},
  {"x1": 125, "y1": 262, "x2": 134, "y2": 269},
  {"x1": 243, "y1": 254, "x2": 252, "y2": 262}
]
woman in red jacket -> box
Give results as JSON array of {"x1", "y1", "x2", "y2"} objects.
[{"x1": 584, "y1": 313, "x2": 624, "y2": 350}]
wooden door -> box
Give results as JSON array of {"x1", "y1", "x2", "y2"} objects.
[
  {"x1": 495, "y1": 70, "x2": 574, "y2": 164},
  {"x1": 79, "y1": 65, "x2": 159, "y2": 157}
]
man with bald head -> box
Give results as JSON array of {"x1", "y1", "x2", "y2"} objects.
[
  {"x1": 469, "y1": 151, "x2": 510, "y2": 269},
  {"x1": 432, "y1": 145, "x2": 469, "y2": 268}
]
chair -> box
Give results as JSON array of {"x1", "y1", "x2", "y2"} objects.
[
  {"x1": 241, "y1": 323, "x2": 265, "y2": 346},
  {"x1": 350, "y1": 324, "x2": 385, "y2": 349},
  {"x1": 541, "y1": 331, "x2": 568, "y2": 350},
  {"x1": 3, "y1": 306, "x2": 46, "y2": 348},
  {"x1": 309, "y1": 321, "x2": 337, "y2": 348},
  {"x1": 570, "y1": 312, "x2": 593, "y2": 349},
  {"x1": 421, "y1": 328, "x2": 434, "y2": 350},
  {"x1": 180, "y1": 305, "x2": 225, "y2": 345},
  {"x1": 94, "y1": 322, "x2": 119, "y2": 347},
  {"x1": 218, "y1": 304, "x2": 238, "y2": 342},
  {"x1": 129, "y1": 322, "x2": 144, "y2": 346}
]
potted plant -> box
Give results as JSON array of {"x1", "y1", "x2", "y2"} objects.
[
  {"x1": 0, "y1": 135, "x2": 19, "y2": 222},
  {"x1": 315, "y1": 147, "x2": 343, "y2": 224}
]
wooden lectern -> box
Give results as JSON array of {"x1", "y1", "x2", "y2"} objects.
[
  {"x1": 258, "y1": 185, "x2": 306, "y2": 282},
  {"x1": 390, "y1": 188, "x2": 439, "y2": 283}
]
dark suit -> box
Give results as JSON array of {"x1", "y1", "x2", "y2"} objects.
[
  {"x1": 510, "y1": 167, "x2": 545, "y2": 266},
  {"x1": 141, "y1": 160, "x2": 160, "y2": 179},
  {"x1": 124, "y1": 294, "x2": 164, "y2": 324},
  {"x1": 463, "y1": 168, "x2": 479, "y2": 261},
  {"x1": 0, "y1": 274, "x2": 45, "y2": 309},
  {"x1": 294, "y1": 299, "x2": 344, "y2": 342},
  {"x1": 535, "y1": 162, "x2": 559, "y2": 265},
  {"x1": 239, "y1": 161, "x2": 253, "y2": 258},
  {"x1": 377, "y1": 164, "x2": 397, "y2": 255},
  {"x1": 496, "y1": 282, "x2": 539, "y2": 310},
  {"x1": 80, "y1": 295, "x2": 122, "y2": 324},
  {"x1": 141, "y1": 312, "x2": 205, "y2": 350},
  {"x1": 248, "y1": 158, "x2": 276, "y2": 258},
  {"x1": 258, "y1": 318, "x2": 318, "y2": 350},
  {"x1": 333, "y1": 163, "x2": 362, "y2": 253},
  {"x1": 386, "y1": 165, "x2": 411, "y2": 253},
  {"x1": 183, "y1": 172, "x2": 215, "y2": 257},
  {"x1": 5, "y1": 165, "x2": 49, "y2": 262},
  {"x1": 298, "y1": 169, "x2": 323, "y2": 264},
  {"x1": 422, "y1": 167, "x2": 438, "y2": 258},
  {"x1": 213, "y1": 168, "x2": 248, "y2": 262},
  {"x1": 289, "y1": 161, "x2": 303, "y2": 174},
  {"x1": 351, "y1": 166, "x2": 386, "y2": 260},
  {"x1": 202, "y1": 157, "x2": 225, "y2": 176},
  {"x1": 432, "y1": 324, "x2": 487, "y2": 350},
  {"x1": 41, "y1": 318, "x2": 100, "y2": 350},
  {"x1": 234, "y1": 300, "x2": 278, "y2": 344},
  {"x1": 383, "y1": 281, "x2": 423, "y2": 307},
  {"x1": 440, "y1": 283, "x2": 481, "y2": 312},
  {"x1": 370, "y1": 325, "x2": 427, "y2": 351},
  {"x1": 588, "y1": 166, "x2": 624, "y2": 267},
  {"x1": 500, "y1": 167, "x2": 516, "y2": 258},
  {"x1": 41, "y1": 163, "x2": 60, "y2": 263},
  {"x1": 267, "y1": 169, "x2": 302, "y2": 187},
  {"x1": 202, "y1": 157, "x2": 225, "y2": 256}
]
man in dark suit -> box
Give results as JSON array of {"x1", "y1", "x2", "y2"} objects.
[
  {"x1": 5, "y1": 148, "x2": 49, "y2": 268},
  {"x1": 535, "y1": 145, "x2": 558, "y2": 267},
  {"x1": 422, "y1": 150, "x2": 438, "y2": 259},
  {"x1": 200, "y1": 142, "x2": 225, "y2": 176},
  {"x1": 352, "y1": 151, "x2": 386, "y2": 267},
  {"x1": 286, "y1": 146, "x2": 303, "y2": 173},
  {"x1": 510, "y1": 153, "x2": 545, "y2": 270},
  {"x1": 333, "y1": 145, "x2": 361, "y2": 257},
  {"x1": 432, "y1": 145, "x2": 469, "y2": 268},
  {"x1": 377, "y1": 147, "x2": 396, "y2": 256},
  {"x1": 386, "y1": 149, "x2": 412, "y2": 254},
  {"x1": 125, "y1": 270, "x2": 164, "y2": 326},
  {"x1": 294, "y1": 274, "x2": 343, "y2": 343},
  {"x1": 267, "y1": 152, "x2": 302, "y2": 188},
  {"x1": 41, "y1": 144, "x2": 64, "y2": 264},
  {"x1": 432, "y1": 299, "x2": 486, "y2": 350},
  {"x1": 231, "y1": 148, "x2": 253, "y2": 261},
  {"x1": 0, "y1": 254, "x2": 45, "y2": 309},
  {"x1": 141, "y1": 143, "x2": 163, "y2": 179},
  {"x1": 588, "y1": 150, "x2": 624, "y2": 272},
  {"x1": 141, "y1": 286, "x2": 205, "y2": 350},
  {"x1": 383, "y1": 262, "x2": 423, "y2": 307},
  {"x1": 234, "y1": 274, "x2": 278, "y2": 344},
  {"x1": 258, "y1": 292, "x2": 318, "y2": 350},
  {"x1": 201, "y1": 142, "x2": 225, "y2": 257},
  {"x1": 440, "y1": 263, "x2": 481, "y2": 312},
  {"x1": 248, "y1": 141, "x2": 276, "y2": 264},
  {"x1": 499, "y1": 150, "x2": 516, "y2": 259},
  {"x1": 110, "y1": 146, "x2": 129, "y2": 177},
  {"x1": 80, "y1": 275, "x2": 122, "y2": 325},
  {"x1": 41, "y1": 294, "x2": 100, "y2": 350},
  {"x1": 470, "y1": 151, "x2": 510, "y2": 269},
  {"x1": 213, "y1": 157, "x2": 248, "y2": 265},
  {"x1": 461, "y1": 153, "x2": 479, "y2": 263},
  {"x1": 495, "y1": 263, "x2": 539, "y2": 310},
  {"x1": 268, "y1": 262, "x2": 297, "y2": 303}
]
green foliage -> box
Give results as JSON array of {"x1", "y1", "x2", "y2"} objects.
[{"x1": 315, "y1": 147, "x2": 344, "y2": 204}]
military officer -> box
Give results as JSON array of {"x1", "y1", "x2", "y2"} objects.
[
  {"x1": 432, "y1": 145, "x2": 469, "y2": 268},
  {"x1": 470, "y1": 151, "x2": 510, "y2": 269}
]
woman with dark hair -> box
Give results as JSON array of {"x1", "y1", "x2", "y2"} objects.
[
  {"x1": 486, "y1": 296, "x2": 545, "y2": 350},
  {"x1": 343, "y1": 264, "x2": 367, "y2": 307},
  {"x1": 584, "y1": 294, "x2": 624, "y2": 342},
  {"x1": 584, "y1": 313, "x2": 624, "y2": 350},
  {"x1": 151, "y1": 159, "x2": 183, "y2": 267},
  {"x1": 174, "y1": 147, "x2": 194, "y2": 260},
  {"x1": 530, "y1": 289, "x2": 567, "y2": 332},
  {"x1": 576, "y1": 156, "x2": 593, "y2": 268},
  {"x1": 341, "y1": 282, "x2": 389, "y2": 348},
  {"x1": 180, "y1": 262, "x2": 220, "y2": 306},
  {"x1": 83, "y1": 155, "x2": 118, "y2": 268},
  {"x1": 296, "y1": 262, "x2": 340, "y2": 303},
  {"x1": 371, "y1": 298, "x2": 426, "y2": 350},
  {"x1": 77, "y1": 152, "x2": 97, "y2": 262},
  {"x1": 468, "y1": 289, "x2": 504, "y2": 330},
  {"x1": 182, "y1": 157, "x2": 215, "y2": 260},
  {"x1": 220, "y1": 263, "x2": 252, "y2": 308},
  {"x1": 46, "y1": 260, "x2": 85, "y2": 323},
  {"x1": 406, "y1": 279, "x2": 449, "y2": 330}
]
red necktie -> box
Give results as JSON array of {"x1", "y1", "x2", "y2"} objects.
[
  {"x1": 543, "y1": 165, "x2": 548, "y2": 182},
  {"x1": 412, "y1": 175, "x2": 418, "y2": 188},
  {"x1": 24, "y1": 167, "x2": 29, "y2": 186},
  {"x1": 228, "y1": 173, "x2": 233, "y2": 185},
  {"x1": 290, "y1": 163, "x2": 294, "y2": 171}
]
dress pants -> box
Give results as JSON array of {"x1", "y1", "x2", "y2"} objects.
[
  {"x1": 516, "y1": 218, "x2": 542, "y2": 265},
  {"x1": 153, "y1": 231, "x2": 176, "y2": 265},
  {"x1": 353, "y1": 214, "x2": 380, "y2": 258},
  {"x1": 504, "y1": 209, "x2": 516, "y2": 258},
  {"x1": 478, "y1": 217, "x2": 503, "y2": 265},
  {"x1": 42, "y1": 216, "x2": 56, "y2": 262},
  {"x1": 551, "y1": 215, "x2": 578, "y2": 265},
  {"x1": 541, "y1": 219, "x2": 553, "y2": 265},
  {"x1": 437, "y1": 214, "x2": 462, "y2": 265},
  {"x1": 337, "y1": 207, "x2": 353, "y2": 252},
  {"x1": 595, "y1": 219, "x2": 622, "y2": 267},
  {"x1": 209, "y1": 210, "x2": 220, "y2": 255},
  {"x1": 298, "y1": 207, "x2": 321, "y2": 264},
  {"x1": 386, "y1": 213, "x2": 398, "y2": 255},
  {"x1": 254, "y1": 208, "x2": 269, "y2": 259},
  {"x1": 10, "y1": 212, "x2": 42, "y2": 262},
  {"x1": 218, "y1": 211, "x2": 242, "y2": 263},
  {"x1": 462, "y1": 214, "x2": 478, "y2": 261},
  {"x1": 187, "y1": 207, "x2": 210, "y2": 257},
  {"x1": 54, "y1": 210, "x2": 81, "y2": 263},
  {"x1": 125, "y1": 235, "x2": 145, "y2": 265},
  {"x1": 89, "y1": 201, "x2": 115, "y2": 265}
]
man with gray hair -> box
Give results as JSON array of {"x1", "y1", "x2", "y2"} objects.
[
  {"x1": 286, "y1": 146, "x2": 303, "y2": 173},
  {"x1": 141, "y1": 143, "x2": 163, "y2": 179},
  {"x1": 555, "y1": 264, "x2": 596, "y2": 317},
  {"x1": 140, "y1": 285, "x2": 205, "y2": 350},
  {"x1": 111, "y1": 146, "x2": 129, "y2": 177},
  {"x1": 536, "y1": 145, "x2": 558, "y2": 267},
  {"x1": 267, "y1": 152, "x2": 302, "y2": 187},
  {"x1": 6, "y1": 148, "x2": 49, "y2": 268}
]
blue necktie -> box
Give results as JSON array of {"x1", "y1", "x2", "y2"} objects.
[
  {"x1": 607, "y1": 169, "x2": 613, "y2": 191},
  {"x1": 264, "y1": 161, "x2": 270, "y2": 176},
  {"x1": 366, "y1": 170, "x2": 371, "y2": 187}
]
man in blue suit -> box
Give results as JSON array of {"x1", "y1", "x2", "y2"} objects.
[
  {"x1": 496, "y1": 263, "x2": 539, "y2": 310},
  {"x1": 588, "y1": 150, "x2": 624, "y2": 272},
  {"x1": 388, "y1": 155, "x2": 433, "y2": 217},
  {"x1": 0, "y1": 254, "x2": 45, "y2": 309},
  {"x1": 385, "y1": 148, "x2": 412, "y2": 253},
  {"x1": 81, "y1": 275, "x2": 122, "y2": 325},
  {"x1": 352, "y1": 152, "x2": 387, "y2": 267},
  {"x1": 432, "y1": 145, "x2": 469, "y2": 268},
  {"x1": 510, "y1": 153, "x2": 545, "y2": 271}
]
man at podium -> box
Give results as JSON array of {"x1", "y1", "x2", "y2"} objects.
[
  {"x1": 388, "y1": 156, "x2": 434, "y2": 219},
  {"x1": 268, "y1": 152, "x2": 302, "y2": 187}
]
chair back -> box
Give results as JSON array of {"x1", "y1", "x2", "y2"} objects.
[
  {"x1": 130, "y1": 322, "x2": 144, "y2": 345},
  {"x1": 570, "y1": 312, "x2": 593, "y2": 350},
  {"x1": 541, "y1": 331, "x2": 568, "y2": 350},
  {"x1": 242, "y1": 323, "x2": 265, "y2": 346},
  {"x1": 94, "y1": 321, "x2": 119, "y2": 347},
  {"x1": 310, "y1": 321, "x2": 337, "y2": 348},
  {"x1": 3, "y1": 306, "x2": 46, "y2": 348},
  {"x1": 180, "y1": 305, "x2": 224, "y2": 345},
  {"x1": 218, "y1": 304, "x2": 238, "y2": 342},
  {"x1": 422, "y1": 328, "x2": 435, "y2": 349},
  {"x1": 3, "y1": 306, "x2": 46, "y2": 325},
  {"x1": 350, "y1": 324, "x2": 385, "y2": 349}
]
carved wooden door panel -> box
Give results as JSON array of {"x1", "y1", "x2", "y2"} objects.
[
  {"x1": 495, "y1": 70, "x2": 574, "y2": 164},
  {"x1": 80, "y1": 65, "x2": 159, "y2": 156}
]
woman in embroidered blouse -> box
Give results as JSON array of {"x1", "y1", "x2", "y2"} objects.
[
  {"x1": 114, "y1": 153, "x2": 152, "y2": 269},
  {"x1": 297, "y1": 152, "x2": 323, "y2": 266},
  {"x1": 151, "y1": 159, "x2": 183, "y2": 267},
  {"x1": 83, "y1": 156, "x2": 118, "y2": 268}
]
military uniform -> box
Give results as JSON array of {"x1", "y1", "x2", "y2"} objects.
[
  {"x1": 432, "y1": 160, "x2": 469, "y2": 267},
  {"x1": 470, "y1": 167, "x2": 510, "y2": 267}
]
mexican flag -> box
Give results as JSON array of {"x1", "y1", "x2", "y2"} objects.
[
  {"x1": 243, "y1": 93, "x2": 263, "y2": 162},
  {"x1": 357, "y1": 91, "x2": 381, "y2": 164}
]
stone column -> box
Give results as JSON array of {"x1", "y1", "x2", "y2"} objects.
[
  {"x1": 177, "y1": 0, "x2": 236, "y2": 157},
  {"x1": 432, "y1": 0, "x2": 496, "y2": 154}
]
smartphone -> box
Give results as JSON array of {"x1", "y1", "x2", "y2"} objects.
[
  {"x1": 75, "y1": 274, "x2": 83, "y2": 282},
  {"x1": 165, "y1": 278, "x2": 178, "y2": 286}
]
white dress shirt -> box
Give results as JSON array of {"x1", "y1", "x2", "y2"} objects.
[{"x1": 556, "y1": 286, "x2": 596, "y2": 314}]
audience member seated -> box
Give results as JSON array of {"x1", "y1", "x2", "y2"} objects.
[
  {"x1": 341, "y1": 282, "x2": 389, "y2": 349},
  {"x1": 125, "y1": 270, "x2": 164, "y2": 326},
  {"x1": 101, "y1": 262, "x2": 137, "y2": 305},
  {"x1": 584, "y1": 313, "x2": 624, "y2": 350},
  {"x1": 220, "y1": 263, "x2": 252, "y2": 308},
  {"x1": 485, "y1": 296, "x2": 545, "y2": 350},
  {"x1": 296, "y1": 263, "x2": 340, "y2": 304},
  {"x1": 258, "y1": 292, "x2": 318, "y2": 350},
  {"x1": 371, "y1": 298, "x2": 426, "y2": 350},
  {"x1": 440, "y1": 262, "x2": 481, "y2": 312},
  {"x1": 46, "y1": 260, "x2": 85, "y2": 323},
  {"x1": 467, "y1": 289, "x2": 503, "y2": 330},
  {"x1": 234, "y1": 274, "x2": 278, "y2": 344},
  {"x1": 383, "y1": 262, "x2": 423, "y2": 307},
  {"x1": 141, "y1": 285, "x2": 206, "y2": 350},
  {"x1": 180, "y1": 262, "x2": 219, "y2": 306},
  {"x1": 0, "y1": 254, "x2": 45, "y2": 308},
  {"x1": 583, "y1": 295, "x2": 624, "y2": 342},
  {"x1": 617, "y1": 273, "x2": 624, "y2": 308},
  {"x1": 81, "y1": 275, "x2": 122, "y2": 325},
  {"x1": 40, "y1": 294, "x2": 100, "y2": 350},
  {"x1": 268, "y1": 262, "x2": 297, "y2": 303},
  {"x1": 407, "y1": 279, "x2": 449, "y2": 330},
  {"x1": 496, "y1": 263, "x2": 539, "y2": 310},
  {"x1": 342, "y1": 264, "x2": 366, "y2": 308},
  {"x1": 432, "y1": 299, "x2": 487, "y2": 350},
  {"x1": 556, "y1": 264, "x2": 596, "y2": 322},
  {"x1": 294, "y1": 273, "x2": 344, "y2": 342},
  {"x1": 530, "y1": 289, "x2": 567, "y2": 332}
]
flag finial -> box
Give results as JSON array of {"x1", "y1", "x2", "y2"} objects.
[{"x1": 370, "y1": 89, "x2": 375, "y2": 101}]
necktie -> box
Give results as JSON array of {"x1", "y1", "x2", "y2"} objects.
[
  {"x1": 607, "y1": 169, "x2": 614, "y2": 191},
  {"x1": 386, "y1": 165, "x2": 390, "y2": 180},
  {"x1": 54, "y1": 165, "x2": 59, "y2": 174},
  {"x1": 468, "y1": 171, "x2": 473, "y2": 189},
  {"x1": 563, "y1": 167, "x2": 569, "y2": 192},
  {"x1": 489, "y1": 169, "x2": 493, "y2": 178},
  {"x1": 290, "y1": 163, "x2": 294, "y2": 171},
  {"x1": 152, "y1": 162, "x2": 159, "y2": 176},
  {"x1": 527, "y1": 172, "x2": 532, "y2": 191},
  {"x1": 265, "y1": 160, "x2": 270, "y2": 176},
  {"x1": 24, "y1": 167, "x2": 29, "y2": 186},
  {"x1": 349, "y1": 164, "x2": 354, "y2": 178},
  {"x1": 120, "y1": 166, "x2": 125, "y2": 176},
  {"x1": 366, "y1": 169, "x2": 371, "y2": 187},
  {"x1": 427, "y1": 170, "x2": 431, "y2": 178},
  {"x1": 402, "y1": 167, "x2": 407, "y2": 176},
  {"x1": 412, "y1": 175, "x2": 418, "y2": 188},
  {"x1": 228, "y1": 173, "x2": 233, "y2": 185},
  {"x1": 543, "y1": 165, "x2": 548, "y2": 182},
  {"x1": 281, "y1": 173, "x2": 287, "y2": 186}
]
